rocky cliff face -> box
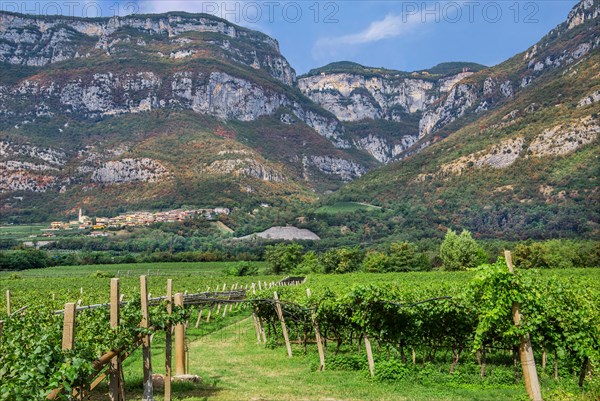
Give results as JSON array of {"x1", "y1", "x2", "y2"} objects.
[
  {"x1": 417, "y1": 0, "x2": 600, "y2": 140},
  {"x1": 297, "y1": 73, "x2": 435, "y2": 121},
  {"x1": 1, "y1": 69, "x2": 348, "y2": 148},
  {"x1": 0, "y1": 12, "x2": 295, "y2": 84},
  {"x1": 302, "y1": 155, "x2": 366, "y2": 182},
  {"x1": 0, "y1": 10, "x2": 370, "y2": 207},
  {"x1": 91, "y1": 158, "x2": 168, "y2": 184},
  {"x1": 0, "y1": 11, "x2": 358, "y2": 151},
  {"x1": 0, "y1": 140, "x2": 65, "y2": 192},
  {"x1": 296, "y1": 67, "x2": 478, "y2": 162},
  {"x1": 297, "y1": 0, "x2": 600, "y2": 163}
]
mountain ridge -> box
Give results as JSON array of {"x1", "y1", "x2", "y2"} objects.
[{"x1": 1, "y1": 0, "x2": 598, "y2": 240}]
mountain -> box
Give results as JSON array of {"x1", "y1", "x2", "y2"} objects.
[
  {"x1": 1, "y1": 0, "x2": 598, "y2": 241},
  {"x1": 323, "y1": 0, "x2": 600, "y2": 240},
  {"x1": 0, "y1": 11, "x2": 375, "y2": 221},
  {"x1": 297, "y1": 61, "x2": 486, "y2": 162}
]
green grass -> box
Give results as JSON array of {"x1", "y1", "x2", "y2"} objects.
[
  {"x1": 315, "y1": 202, "x2": 382, "y2": 214},
  {"x1": 95, "y1": 313, "x2": 594, "y2": 401}
]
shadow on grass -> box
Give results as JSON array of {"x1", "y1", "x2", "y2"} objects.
[{"x1": 90, "y1": 376, "x2": 225, "y2": 400}]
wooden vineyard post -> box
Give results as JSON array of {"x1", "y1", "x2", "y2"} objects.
[
  {"x1": 140, "y1": 276, "x2": 155, "y2": 401},
  {"x1": 194, "y1": 306, "x2": 204, "y2": 329},
  {"x1": 44, "y1": 303, "x2": 77, "y2": 401},
  {"x1": 222, "y1": 290, "x2": 231, "y2": 318},
  {"x1": 229, "y1": 284, "x2": 235, "y2": 312},
  {"x1": 62, "y1": 303, "x2": 77, "y2": 351},
  {"x1": 258, "y1": 315, "x2": 267, "y2": 343},
  {"x1": 6, "y1": 290, "x2": 10, "y2": 316},
  {"x1": 307, "y1": 288, "x2": 325, "y2": 371},
  {"x1": 174, "y1": 293, "x2": 186, "y2": 376},
  {"x1": 165, "y1": 279, "x2": 173, "y2": 401},
  {"x1": 273, "y1": 292, "x2": 292, "y2": 358},
  {"x1": 206, "y1": 304, "x2": 213, "y2": 323},
  {"x1": 363, "y1": 333, "x2": 375, "y2": 377},
  {"x1": 216, "y1": 284, "x2": 224, "y2": 317},
  {"x1": 505, "y1": 251, "x2": 542, "y2": 401},
  {"x1": 109, "y1": 278, "x2": 122, "y2": 401},
  {"x1": 252, "y1": 313, "x2": 262, "y2": 342}
]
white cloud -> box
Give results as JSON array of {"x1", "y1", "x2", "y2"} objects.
[
  {"x1": 337, "y1": 14, "x2": 418, "y2": 45},
  {"x1": 312, "y1": 13, "x2": 423, "y2": 61}
]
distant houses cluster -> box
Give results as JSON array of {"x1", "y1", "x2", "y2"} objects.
[{"x1": 49, "y1": 207, "x2": 231, "y2": 231}]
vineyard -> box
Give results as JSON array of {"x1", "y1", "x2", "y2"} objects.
[
  {"x1": 250, "y1": 259, "x2": 600, "y2": 400},
  {"x1": 0, "y1": 261, "x2": 598, "y2": 400},
  {"x1": 0, "y1": 262, "x2": 284, "y2": 401}
]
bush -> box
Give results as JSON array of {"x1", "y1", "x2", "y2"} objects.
[
  {"x1": 513, "y1": 239, "x2": 600, "y2": 269},
  {"x1": 375, "y1": 358, "x2": 410, "y2": 382},
  {"x1": 0, "y1": 249, "x2": 53, "y2": 271},
  {"x1": 326, "y1": 354, "x2": 366, "y2": 371},
  {"x1": 265, "y1": 243, "x2": 304, "y2": 274},
  {"x1": 362, "y1": 251, "x2": 390, "y2": 272},
  {"x1": 388, "y1": 242, "x2": 430, "y2": 272},
  {"x1": 439, "y1": 229, "x2": 487, "y2": 271},
  {"x1": 225, "y1": 261, "x2": 259, "y2": 276},
  {"x1": 321, "y1": 247, "x2": 363, "y2": 274},
  {"x1": 293, "y1": 251, "x2": 321, "y2": 274},
  {"x1": 89, "y1": 271, "x2": 112, "y2": 278}
]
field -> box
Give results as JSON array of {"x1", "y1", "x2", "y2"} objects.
[
  {"x1": 1, "y1": 263, "x2": 599, "y2": 400},
  {"x1": 0, "y1": 224, "x2": 91, "y2": 248},
  {"x1": 0, "y1": 224, "x2": 49, "y2": 240},
  {"x1": 315, "y1": 202, "x2": 382, "y2": 214}
]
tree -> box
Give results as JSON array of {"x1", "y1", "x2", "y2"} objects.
[
  {"x1": 321, "y1": 247, "x2": 363, "y2": 274},
  {"x1": 362, "y1": 250, "x2": 390, "y2": 272},
  {"x1": 264, "y1": 243, "x2": 304, "y2": 274},
  {"x1": 0, "y1": 249, "x2": 53, "y2": 271},
  {"x1": 388, "y1": 242, "x2": 430, "y2": 272},
  {"x1": 294, "y1": 251, "x2": 322, "y2": 274},
  {"x1": 439, "y1": 229, "x2": 487, "y2": 271}
]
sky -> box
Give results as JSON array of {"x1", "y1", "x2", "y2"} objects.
[{"x1": 0, "y1": 0, "x2": 580, "y2": 74}]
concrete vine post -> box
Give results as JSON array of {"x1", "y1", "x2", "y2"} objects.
[
  {"x1": 62, "y1": 303, "x2": 77, "y2": 351},
  {"x1": 109, "y1": 278, "x2": 122, "y2": 401},
  {"x1": 165, "y1": 279, "x2": 173, "y2": 401},
  {"x1": 363, "y1": 333, "x2": 375, "y2": 378},
  {"x1": 505, "y1": 251, "x2": 542, "y2": 401},
  {"x1": 140, "y1": 275, "x2": 155, "y2": 401},
  {"x1": 6, "y1": 290, "x2": 11, "y2": 316},
  {"x1": 306, "y1": 288, "x2": 325, "y2": 371},
  {"x1": 174, "y1": 293, "x2": 186, "y2": 376},
  {"x1": 273, "y1": 292, "x2": 292, "y2": 357}
]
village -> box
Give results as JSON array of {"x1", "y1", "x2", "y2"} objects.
[{"x1": 48, "y1": 207, "x2": 231, "y2": 232}]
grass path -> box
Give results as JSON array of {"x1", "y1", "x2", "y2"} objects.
[{"x1": 112, "y1": 314, "x2": 524, "y2": 401}]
